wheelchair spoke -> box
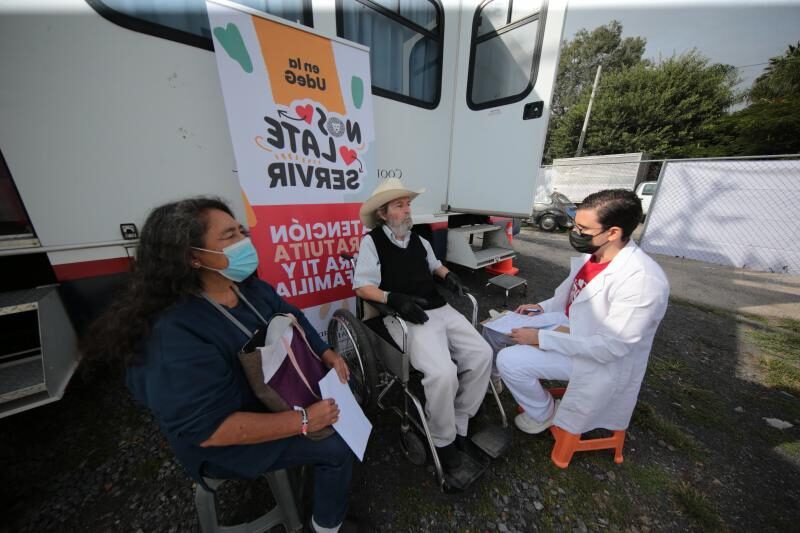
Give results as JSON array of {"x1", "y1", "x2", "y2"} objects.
[{"x1": 327, "y1": 309, "x2": 379, "y2": 412}]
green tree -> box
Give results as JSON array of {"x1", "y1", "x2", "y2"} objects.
[
  {"x1": 723, "y1": 99, "x2": 800, "y2": 155},
  {"x1": 720, "y1": 42, "x2": 800, "y2": 155},
  {"x1": 547, "y1": 51, "x2": 739, "y2": 159},
  {"x1": 551, "y1": 20, "x2": 647, "y2": 119},
  {"x1": 748, "y1": 42, "x2": 800, "y2": 102}
]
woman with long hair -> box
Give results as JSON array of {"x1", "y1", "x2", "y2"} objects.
[{"x1": 84, "y1": 196, "x2": 355, "y2": 533}]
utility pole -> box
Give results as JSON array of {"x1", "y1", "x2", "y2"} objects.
[{"x1": 575, "y1": 64, "x2": 602, "y2": 158}]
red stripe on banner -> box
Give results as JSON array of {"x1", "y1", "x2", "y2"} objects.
[
  {"x1": 53, "y1": 257, "x2": 132, "y2": 282},
  {"x1": 429, "y1": 222, "x2": 448, "y2": 231},
  {"x1": 250, "y1": 203, "x2": 364, "y2": 310}
]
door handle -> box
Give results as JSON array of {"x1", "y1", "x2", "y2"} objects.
[{"x1": 523, "y1": 101, "x2": 544, "y2": 120}]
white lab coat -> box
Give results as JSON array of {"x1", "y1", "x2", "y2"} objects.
[{"x1": 537, "y1": 240, "x2": 670, "y2": 434}]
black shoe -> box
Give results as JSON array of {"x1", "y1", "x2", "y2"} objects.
[
  {"x1": 436, "y1": 442, "x2": 462, "y2": 469},
  {"x1": 454, "y1": 434, "x2": 470, "y2": 452}
]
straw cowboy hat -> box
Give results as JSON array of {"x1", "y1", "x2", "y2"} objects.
[{"x1": 359, "y1": 178, "x2": 425, "y2": 228}]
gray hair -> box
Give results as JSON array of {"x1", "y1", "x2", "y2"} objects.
[{"x1": 375, "y1": 204, "x2": 389, "y2": 226}]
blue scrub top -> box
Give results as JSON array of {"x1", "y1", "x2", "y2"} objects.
[{"x1": 126, "y1": 278, "x2": 330, "y2": 483}]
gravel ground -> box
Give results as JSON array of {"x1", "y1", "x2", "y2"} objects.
[{"x1": 2, "y1": 226, "x2": 800, "y2": 532}]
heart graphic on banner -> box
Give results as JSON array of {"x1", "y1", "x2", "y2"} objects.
[
  {"x1": 295, "y1": 104, "x2": 314, "y2": 124},
  {"x1": 339, "y1": 146, "x2": 357, "y2": 165}
]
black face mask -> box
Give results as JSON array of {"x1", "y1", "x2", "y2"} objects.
[{"x1": 569, "y1": 228, "x2": 608, "y2": 254}]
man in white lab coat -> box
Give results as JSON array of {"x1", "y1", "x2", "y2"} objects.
[{"x1": 495, "y1": 189, "x2": 670, "y2": 435}]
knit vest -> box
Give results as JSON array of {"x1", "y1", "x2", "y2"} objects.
[{"x1": 369, "y1": 227, "x2": 446, "y2": 310}]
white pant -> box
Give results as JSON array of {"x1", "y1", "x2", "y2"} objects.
[
  {"x1": 386, "y1": 304, "x2": 492, "y2": 447},
  {"x1": 496, "y1": 344, "x2": 573, "y2": 422}
]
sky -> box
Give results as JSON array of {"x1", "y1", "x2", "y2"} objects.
[{"x1": 563, "y1": 0, "x2": 800, "y2": 93}]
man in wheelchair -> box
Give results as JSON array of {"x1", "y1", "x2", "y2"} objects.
[{"x1": 353, "y1": 178, "x2": 493, "y2": 474}]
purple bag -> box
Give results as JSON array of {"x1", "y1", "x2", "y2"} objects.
[{"x1": 237, "y1": 314, "x2": 332, "y2": 440}]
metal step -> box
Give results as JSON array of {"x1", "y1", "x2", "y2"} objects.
[
  {"x1": 0, "y1": 354, "x2": 46, "y2": 404},
  {"x1": 0, "y1": 286, "x2": 52, "y2": 315},
  {"x1": 0, "y1": 286, "x2": 79, "y2": 418},
  {"x1": 443, "y1": 450, "x2": 486, "y2": 491},
  {"x1": 446, "y1": 224, "x2": 516, "y2": 270},
  {"x1": 447, "y1": 224, "x2": 501, "y2": 236},
  {"x1": 470, "y1": 425, "x2": 512, "y2": 459},
  {"x1": 473, "y1": 247, "x2": 516, "y2": 268}
]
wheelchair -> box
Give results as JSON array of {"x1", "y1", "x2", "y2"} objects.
[{"x1": 327, "y1": 254, "x2": 510, "y2": 491}]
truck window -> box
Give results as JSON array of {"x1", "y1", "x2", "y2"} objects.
[
  {"x1": 0, "y1": 151, "x2": 35, "y2": 241},
  {"x1": 337, "y1": 0, "x2": 443, "y2": 109},
  {"x1": 87, "y1": 0, "x2": 313, "y2": 50},
  {"x1": 468, "y1": 0, "x2": 545, "y2": 110},
  {"x1": 642, "y1": 182, "x2": 657, "y2": 195}
]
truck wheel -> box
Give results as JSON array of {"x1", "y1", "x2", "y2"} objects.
[{"x1": 539, "y1": 214, "x2": 557, "y2": 232}]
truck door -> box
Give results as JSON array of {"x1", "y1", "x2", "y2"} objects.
[{"x1": 447, "y1": 0, "x2": 566, "y2": 217}]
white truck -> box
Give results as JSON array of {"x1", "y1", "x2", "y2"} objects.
[
  {"x1": 0, "y1": 0, "x2": 567, "y2": 416},
  {"x1": 538, "y1": 152, "x2": 651, "y2": 205},
  {"x1": 635, "y1": 180, "x2": 658, "y2": 219}
]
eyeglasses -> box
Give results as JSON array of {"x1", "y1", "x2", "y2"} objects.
[{"x1": 571, "y1": 224, "x2": 607, "y2": 237}]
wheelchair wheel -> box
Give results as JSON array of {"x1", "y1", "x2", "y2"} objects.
[
  {"x1": 400, "y1": 428, "x2": 427, "y2": 466},
  {"x1": 327, "y1": 309, "x2": 379, "y2": 412}
]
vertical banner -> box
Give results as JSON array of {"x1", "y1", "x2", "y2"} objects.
[{"x1": 207, "y1": 0, "x2": 376, "y2": 337}]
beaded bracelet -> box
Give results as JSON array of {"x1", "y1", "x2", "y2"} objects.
[{"x1": 294, "y1": 406, "x2": 309, "y2": 436}]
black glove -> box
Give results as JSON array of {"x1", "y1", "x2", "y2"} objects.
[
  {"x1": 387, "y1": 292, "x2": 429, "y2": 324},
  {"x1": 444, "y1": 271, "x2": 465, "y2": 296}
]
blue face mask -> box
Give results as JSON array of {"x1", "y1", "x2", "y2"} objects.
[{"x1": 194, "y1": 237, "x2": 259, "y2": 282}]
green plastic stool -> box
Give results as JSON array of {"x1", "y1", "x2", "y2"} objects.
[{"x1": 195, "y1": 469, "x2": 302, "y2": 533}]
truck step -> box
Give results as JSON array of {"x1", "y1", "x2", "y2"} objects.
[
  {"x1": 473, "y1": 248, "x2": 516, "y2": 268},
  {"x1": 0, "y1": 354, "x2": 46, "y2": 404},
  {"x1": 0, "y1": 286, "x2": 79, "y2": 418},
  {"x1": 447, "y1": 224, "x2": 501, "y2": 236},
  {"x1": 446, "y1": 224, "x2": 515, "y2": 270},
  {"x1": 0, "y1": 286, "x2": 52, "y2": 315}
]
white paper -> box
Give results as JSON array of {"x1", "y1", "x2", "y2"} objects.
[
  {"x1": 318, "y1": 369, "x2": 372, "y2": 461},
  {"x1": 258, "y1": 328, "x2": 292, "y2": 384},
  {"x1": 483, "y1": 311, "x2": 569, "y2": 335}
]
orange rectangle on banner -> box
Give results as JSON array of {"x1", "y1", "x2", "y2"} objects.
[{"x1": 254, "y1": 17, "x2": 346, "y2": 115}]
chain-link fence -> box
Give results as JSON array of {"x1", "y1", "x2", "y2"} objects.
[{"x1": 537, "y1": 154, "x2": 800, "y2": 275}]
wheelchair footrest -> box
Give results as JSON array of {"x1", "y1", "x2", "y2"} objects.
[
  {"x1": 470, "y1": 425, "x2": 511, "y2": 459},
  {"x1": 444, "y1": 451, "x2": 485, "y2": 491}
]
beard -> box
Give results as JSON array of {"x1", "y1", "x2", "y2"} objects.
[{"x1": 386, "y1": 216, "x2": 413, "y2": 238}]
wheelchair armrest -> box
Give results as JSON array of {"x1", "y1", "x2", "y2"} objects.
[
  {"x1": 435, "y1": 284, "x2": 479, "y2": 328},
  {"x1": 362, "y1": 300, "x2": 410, "y2": 354},
  {"x1": 461, "y1": 291, "x2": 479, "y2": 328}
]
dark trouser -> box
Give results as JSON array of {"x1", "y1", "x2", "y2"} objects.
[
  {"x1": 269, "y1": 432, "x2": 353, "y2": 528},
  {"x1": 204, "y1": 432, "x2": 353, "y2": 529}
]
